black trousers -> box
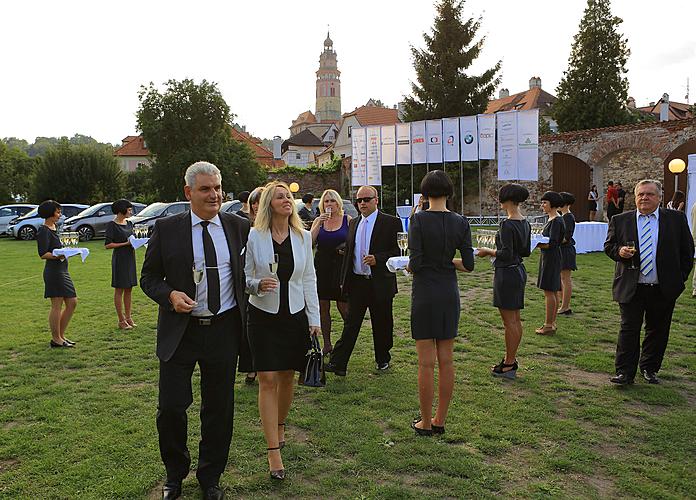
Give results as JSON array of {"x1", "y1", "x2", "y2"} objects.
[
  {"x1": 330, "y1": 274, "x2": 394, "y2": 370},
  {"x1": 157, "y1": 307, "x2": 241, "y2": 488},
  {"x1": 616, "y1": 284, "x2": 675, "y2": 378}
]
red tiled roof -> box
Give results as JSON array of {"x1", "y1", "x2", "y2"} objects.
[
  {"x1": 343, "y1": 106, "x2": 400, "y2": 126},
  {"x1": 114, "y1": 136, "x2": 149, "y2": 156},
  {"x1": 637, "y1": 100, "x2": 693, "y2": 121},
  {"x1": 230, "y1": 128, "x2": 284, "y2": 169},
  {"x1": 486, "y1": 87, "x2": 557, "y2": 114},
  {"x1": 292, "y1": 110, "x2": 317, "y2": 127}
]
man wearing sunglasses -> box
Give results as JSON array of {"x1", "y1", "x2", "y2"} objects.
[{"x1": 326, "y1": 185, "x2": 402, "y2": 376}]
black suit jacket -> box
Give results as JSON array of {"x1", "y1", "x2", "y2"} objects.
[
  {"x1": 141, "y1": 211, "x2": 250, "y2": 362},
  {"x1": 340, "y1": 210, "x2": 402, "y2": 298},
  {"x1": 604, "y1": 208, "x2": 694, "y2": 304}
]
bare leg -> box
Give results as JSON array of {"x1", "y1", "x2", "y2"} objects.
[
  {"x1": 276, "y1": 370, "x2": 295, "y2": 444},
  {"x1": 114, "y1": 288, "x2": 125, "y2": 322},
  {"x1": 499, "y1": 309, "x2": 523, "y2": 364},
  {"x1": 336, "y1": 300, "x2": 349, "y2": 321},
  {"x1": 258, "y1": 371, "x2": 284, "y2": 472},
  {"x1": 319, "y1": 300, "x2": 332, "y2": 353},
  {"x1": 432, "y1": 339, "x2": 454, "y2": 427},
  {"x1": 49, "y1": 297, "x2": 63, "y2": 343},
  {"x1": 414, "y1": 340, "x2": 436, "y2": 430},
  {"x1": 544, "y1": 290, "x2": 558, "y2": 327},
  {"x1": 559, "y1": 270, "x2": 572, "y2": 312},
  {"x1": 589, "y1": 210, "x2": 596, "y2": 222},
  {"x1": 59, "y1": 297, "x2": 77, "y2": 342},
  {"x1": 123, "y1": 288, "x2": 134, "y2": 325}
]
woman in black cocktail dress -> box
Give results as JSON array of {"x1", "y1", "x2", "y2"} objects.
[
  {"x1": 536, "y1": 191, "x2": 565, "y2": 335},
  {"x1": 105, "y1": 199, "x2": 138, "y2": 330},
  {"x1": 36, "y1": 200, "x2": 77, "y2": 348},
  {"x1": 558, "y1": 192, "x2": 577, "y2": 316}
]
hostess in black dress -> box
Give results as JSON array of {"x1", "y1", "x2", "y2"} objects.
[
  {"x1": 37, "y1": 225, "x2": 76, "y2": 298},
  {"x1": 560, "y1": 212, "x2": 577, "y2": 271},
  {"x1": 537, "y1": 216, "x2": 564, "y2": 291},
  {"x1": 408, "y1": 211, "x2": 474, "y2": 340},
  {"x1": 105, "y1": 221, "x2": 137, "y2": 288},
  {"x1": 493, "y1": 219, "x2": 532, "y2": 310},
  {"x1": 247, "y1": 236, "x2": 311, "y2": 371},
  {"x1": 314, "y1": 215, "x2": 349, "y2": 301}
]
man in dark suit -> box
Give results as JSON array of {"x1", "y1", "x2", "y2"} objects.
[
  {"x1": 326, "y1": 185, "x2": 402, "y2": 376},
  {"x1": 604, "y1": 179, "x2": 694, "y2": 385},
  {"x1": 141, "y1": 161, "x2": 250, "y2": 500}
]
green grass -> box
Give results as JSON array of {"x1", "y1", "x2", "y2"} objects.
[{"x1": 0, "y1": 237, "x2": 694, "y2": 499}]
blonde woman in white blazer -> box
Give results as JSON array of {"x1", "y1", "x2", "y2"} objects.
[{"x1": 245, "y1": 181, "x2": 321, "y2": 480}]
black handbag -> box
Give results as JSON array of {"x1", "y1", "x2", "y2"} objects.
[{"x1": 301, "y1": 335, "x2": 325, "y2": 387}]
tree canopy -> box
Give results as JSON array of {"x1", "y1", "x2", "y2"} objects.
[
  {"x1": 0, "y1": 142, "x2": 37, "y2": 203},
  {"x1": 402, "y1": 0, "x2": 500, "y2": 121}
]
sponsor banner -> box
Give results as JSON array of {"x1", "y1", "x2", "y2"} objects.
[
  {"x1": 442, "y1": 117, "x2": 460, "y2": 163},
  {"x1": 395, "y1": 123, "x2": 411, "y2": 164},
  {"x1": 380, "y1": 125, "x2": 396, "y2": 166},
  {"x1": 411, "y1": 121, "x2": 427, "y2": 164},
  {"x1": 459, "y1": 115, "x2": 478, "y2": 161},
  {"x1": 477, "y1": 114, "x2": 496, "y2": 160},
  {"x1": 517, "y1": 109, "x2": 539, "y2": 181},
  {"x1": 426, "y1": 119, "x2": 443, "y2": 163},
  {"x1": 687, "y1": 154, "x2": 696, "y2": 232},
  {"x1": 351, "y1": 127, "x2": 367, "y2": 186},
  {"x1": 497, "y1": 111, "x2": 518, "y2": 180},
  {"x1": 366, "y1": 126, "x2": 382, "y2": 185}
]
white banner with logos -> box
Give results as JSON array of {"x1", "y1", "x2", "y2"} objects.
[
  {"x1": 426, "y1": 119, "x2": 443, "y2": 163},
  {"x1": 380, "y1": 125, "x2": 396, "y2": 166},
  {"x1": 411, "y1": 121, "x2": 427, "y2": 164},
  {"x1": 395, "y1": 123, "x2": 411, "y2": 164},
  {"x1": 517, "y1": 109, "x2": 539, "y2": 181},
  {"x1": 687, "y1": 154, "x2": 696, "y2": 232},
  {"x1": 366, "y1": 126, "x2": 382, "y2": 185},
  {"x1": 351, "y1": 127, "x2": 367, "y2": 186},
  {"x1": 477, "y1": 114, "x2": 496, "y2": 160},
  {"x1": 497, "y1": 111, "x2": 518, "y2": 180},
  {"x1": 459, "y1": 115, "x2": 478, "y2": 161},
  {"x1": 442, "y1": 117, "x2": 460, "y2": 162}
]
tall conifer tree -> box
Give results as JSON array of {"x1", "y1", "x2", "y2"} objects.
[
  {"x1": 402, "y1": 0, "x2": 500, "y2": 121},
  {"x1": 553, "y1": 0, "x2": 633, "y2": 132}
]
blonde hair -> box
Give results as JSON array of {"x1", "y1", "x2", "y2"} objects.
[
  {"x1": 254, "y1": 181, "x2": 305, "y2": 234},
  {"x1": 318, "y1": 189, "x2": 344, "y2": 216}
]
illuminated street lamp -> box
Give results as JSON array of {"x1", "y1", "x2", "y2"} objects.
[
  {"x1": 289, "y1": 182, "x2": 300, "y2": 194},
  {"x1": 668, "y1": 158, "x2": 686, "y2": 193}
]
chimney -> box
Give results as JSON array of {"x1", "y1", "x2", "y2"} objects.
[
  {"x1": 660, "y1": 93, "x2": 669, "y2": 122},
  {"x1": 273, "y1": 136, "x2": 282, "y2": 159},
  {"x1": 627, "y1": 97, "x2": 636, "y2": 108},
  {"x1": 529, "y1": 76, "x2": 542, "y2": 89},
  {"x1": 499, "y1": 88, "x2": 510, "y2": 98}
]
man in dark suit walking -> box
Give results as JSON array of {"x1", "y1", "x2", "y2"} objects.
[
  {"x1": 141, "y1": 161, "x2": 250, "y2": 500},
  {"x1": 326, "y1": 185, "x2": 402, "y2": 376},
  {"x1": 604, "y1": 179, "x2": 694, "y2": 385}
]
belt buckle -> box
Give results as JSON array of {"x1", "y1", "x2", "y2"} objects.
[{"x1": 198, "y1": 318, "x2": 212, "y2": 326}]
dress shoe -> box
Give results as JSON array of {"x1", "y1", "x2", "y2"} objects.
[
  {"x1": 642, "y1": 370, "x2": 660, "y2": 384},
  {"x1": 376, "y1": 362, "x2": 390, "y2": 371},
  {"x1": 202, "y1": 485, "x2": 225, "y2": 499},
  {"x1": 609, "y1": 373, "x2": 634, "y2": 385},
  {"x1": 558, "y1": 309, "x2": 573, "y2": 315},
  {"x1": 535, "y1": 325, "x2": 556, "y2": 335},
  {"x1": 50, "y1": 340, "x2": 74, "y2": 348},
  {"x1": 324, "y1": 362, "x2": 346, "y2": 376},
  {"x1": 161, "y1": 482, "x2": 181, "y2": 500},
  {"x1": 267, "y1": 446, "x2": 285, "y2": 480},
  {"x1": 63, "y1": 338, "x2": 76, "y2": 345},
  {"x1": 431, "y1": 423, "x2": 445, "y2": 435},
  {"x1": 411, "y1": 418, "x2": 433, "y2": 436}
]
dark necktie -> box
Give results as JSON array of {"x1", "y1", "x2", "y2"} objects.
[{"x1": 200, "y1": 221, "x2": 220, "y2": 314}]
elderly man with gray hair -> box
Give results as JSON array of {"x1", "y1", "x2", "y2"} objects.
[{"x1": 141, "y1": 161, "x2": 250, "y2": 500}]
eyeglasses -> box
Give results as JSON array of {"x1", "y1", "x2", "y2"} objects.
[{"x1": 355, "y1": 197, "x2": 375, "y2": 204}]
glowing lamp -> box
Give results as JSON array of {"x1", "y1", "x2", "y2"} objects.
[
  {"x1": 289, "y1": 182, "x2": 300, "y2": 193},
  {"x1": 668, "y1": 158, "x2": 686, "y2": 174}
]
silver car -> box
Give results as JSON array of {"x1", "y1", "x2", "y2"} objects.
[
  {"x1": 7, "y1": 204, "x2": 89, "y2": 240},
  {"x1": 127, "y1": 201, "x2": 190, "y2": 235},
  {"x1": 0, "y1": 204, "x2": 37, "y2": 235},
  {"x1": 62, "y1": 202, "x2": 146, "y2": 241}
]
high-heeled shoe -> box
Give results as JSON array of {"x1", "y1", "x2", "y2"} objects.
[
  {"x1": 118, "y1": 320, "x2": 133, "y2": 330},
  {"x1": 126, "y1": 317, "x2": 137, "y2": 327},
  {"x1": 267, "y1": 446, "x2": 285, "y2": 480},
  {"x1": 410, "y1": 418, "x2": 433, "y2": 436},
  {"x1": 492, "y1": 358, "x2": 518, "y2": 379},
  {"x1": 278, "y1": 422, "x2": 286, "y2": 449},
  {"x1": 535, "y1": 325, "x2": 556, "y2": 335}
]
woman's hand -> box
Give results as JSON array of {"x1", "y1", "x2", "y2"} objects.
[
  {"x1": 476, "y1": 247, "x2": 491, "y2": 258},
  {"x1": 258, "y1": 277, "x2": 278, "y2": 293},
  {"x1": 318, "y1": 212, "x2": 331, "y2": 225},
  {"x1": 309, "y1": 325, "x2": 321, "y2": 336}
]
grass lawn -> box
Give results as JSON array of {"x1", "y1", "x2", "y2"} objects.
[{"x1": 0, "y1": 236, "x2": 694, "y2": 499}]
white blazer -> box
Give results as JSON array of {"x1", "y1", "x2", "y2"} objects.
[{"x1": 245, "y1": 227, "x2": 320, "y2": 327}]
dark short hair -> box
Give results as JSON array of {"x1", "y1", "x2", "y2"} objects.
[
  {"x1": 559, "y1": 192, "x2": 575, "y2": 206},
  {"x1": 541, "y1": 191, "x2": 564, "y2": 208},
  {"x1": 38, "y1": 200, "x2": 61, "y2": 219},
  {"x1": 111, "y1": 199, "x2": 133, "y2": 215},
  {"x1": 237, "y1": 191, "x2": 250, "y2": 203},
  {"x1": 420, "y1": 170, "x2": 453, "y2": 198},
  {"x1": 607, "y1": 181, "x2": 614, "y2": 186},
  {"x1": 499, "y1": 183, "x2": 529, "y2": 204},
  {"x1": 302, "y1": 193, "x2": 314, "y2": 204}
]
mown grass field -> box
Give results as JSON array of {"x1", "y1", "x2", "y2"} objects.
[{"x1": 0, "y1": 236, "x2": 694, "y2": 499}]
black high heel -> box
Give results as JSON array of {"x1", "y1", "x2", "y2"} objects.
[
  {"x1": 411, "y1": 418, "x2": 433, "y2": 436},
  {"x1": 492, "y1": 358, "x2": 518, "y2": 379},
  {"x1": 278, "y1": 422, "x2": 286, "y2": 449},
  {"x1": 267, "y1": 446, "x2": 285, "y2": 480}
]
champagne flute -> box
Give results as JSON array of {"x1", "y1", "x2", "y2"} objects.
[
  {"x1": 625, "y1": 240, "x2": 637, "y2": 269},
  {"x1": 397, "y1": 232, "x2": 408, "y2": 257},
  {"x1": 59, "y1": 232, "x2": 66, "y2": 248},
  {"x1": 192, "y1": 264, "x2": 204, "y2": 304},
  {"x1": 269, "y1": 253, "x2": 279, "y2": 293}
]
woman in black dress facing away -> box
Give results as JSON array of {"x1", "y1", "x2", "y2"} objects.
[
  {"x1": 476, "y1": 184, "x2": 532, "y2": 378},
  {"x1": 36, "y1": 200, "x2": 77, "y2": 348},
  {"x1": 557, "y1": 192, "x2": 577, "y2": 315},
  {"x1": 408, "y1": 170, "x2": 474, "y2": 436},
  {"x1": 536, "y1": 191, "x2": 565, "y2": 335},
  {"x1": 104, "y1": 199, "x2": 138, "y2": 330}
]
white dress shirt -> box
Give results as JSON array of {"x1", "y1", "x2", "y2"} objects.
[
  {"x1": 190, "y1": 212, "x2": 236, "y2": 316},
  {"x1": 636, "y1": 208, "x2": 659, "y2": 285},
  {"x1": 353, "y1": 209, "x2": 378, "y2": 276}
]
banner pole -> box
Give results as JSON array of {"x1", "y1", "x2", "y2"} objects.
[
  {"x1": 478, "y1": 159, "x2": 482, "y2": 220},
  {"x1": 395, "y1": 164, "x2": 398, "y2": 214},
  {"x1": 460, "y1": 159, "x2": 464, "y2": 216}
]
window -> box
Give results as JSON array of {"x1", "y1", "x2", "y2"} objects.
[
  {"x1": 348, "y1": 126, "x2": 352, "y2": 138},
  {"x1": 296, "y1": 153, "x2": 301, "y2": 160},
  {"x1": 330, "y1": 87, "x2": 335, "y2": 97},
  {"x1": 167, "y1": 203, "x2": 188, "y2": 215},
  {"x1": 0, "y1": 208, "x2": 12, "y2": 217}
]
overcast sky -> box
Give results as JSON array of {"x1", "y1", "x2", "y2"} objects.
[{"x1": 2, "y1": 0, "x2": 694, "y2": 145}]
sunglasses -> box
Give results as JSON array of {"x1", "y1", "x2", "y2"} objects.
[{"x1": 355, "y1": 196, "x2": 375, "y2": 204}]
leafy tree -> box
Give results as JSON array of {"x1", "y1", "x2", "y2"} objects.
[
  {"x1": 137, "y1": 79, "x2": 266, "y2": 201},
  {"x1": 124, "y1": 165, "x2": 159, "y2": 205},
  {"x1": 0, "y1": 142, "x2": 37, "y2": 203},
  {"x1": 539, "y1": 115, "x2": 553, "y2": 135},
  {"x1": 32, "y1": 142, "x2": 124, "y2": 204},
  {"x1": 552, "y1": 0, "x2": 633, "y2": 132},
  {"x1": 402, "y1": 0, "x2": 501, "y2": 121}
]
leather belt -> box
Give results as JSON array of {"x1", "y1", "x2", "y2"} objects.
[
  {"x1": 637, "y1": 283, "x2": 659, "y2": 287},
  {"x1": 191, "y1": 307, "x2": 235, "y2": 326}
]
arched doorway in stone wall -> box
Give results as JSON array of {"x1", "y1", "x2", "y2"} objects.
[
  {"x1": 662, "y1": 139, "x2": 696, "y2": 206},
  {"x1": 552, "y1": 153, "x2": 590, "y2": 221}
]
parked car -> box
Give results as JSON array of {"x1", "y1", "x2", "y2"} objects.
[
  {"x1": 294, "y1": 198, "x2": 358, "y2": 219},
  {"x1": 127, "y1": 201, "x2": 190, "y2": 235},
  {"x1": 0, "y1": 204, "x2": 37, "y2": 235},
  {"x1": 221, "y1": 200, "x2": 243, "y2": 215},
  {"x1": 7, "y1": 204, "x2": 89, "y2": 240},
  {"x1": 62, "y1": 202, "x2": 146, "y2": 241}
]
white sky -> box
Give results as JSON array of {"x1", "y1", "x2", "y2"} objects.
[{"x1": 1, "y1": 0, "x2": 694, "y2": 145}]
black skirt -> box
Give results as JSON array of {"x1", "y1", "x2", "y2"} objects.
[
  {"x1": 493, "y1": 264, "x2": 526, "y2": 310},
  {"x1": 560, "y1": 245, "x2": 577, "y2": 271},
  {"x1": 247, "y1": 304, "x2": 311, "y2": 372},
  {"x1": 411, "y1": 270, "x2": 461, "y2": 340},
  {"x1": 43, "y1": 260, "x2": 76, "y2": 298}
]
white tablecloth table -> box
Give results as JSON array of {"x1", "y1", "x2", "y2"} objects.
[
  {"x1": 530, "y1": 235, "x2": 549, "y2": 251},
  {"x1": 52, "y1": 248, "x2": 90, "y2": 262},
  {"x1": 574, "y1": 221, "x2": 608, "y2": 254}
]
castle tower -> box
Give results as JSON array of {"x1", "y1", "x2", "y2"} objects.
[{"x1": 315, "y1": 31, "x2": 341, "y2": 123}]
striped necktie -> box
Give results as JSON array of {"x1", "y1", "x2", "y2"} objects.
[{"x1": 638, "y1": 215, "x2": 654, "y2": 276}]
